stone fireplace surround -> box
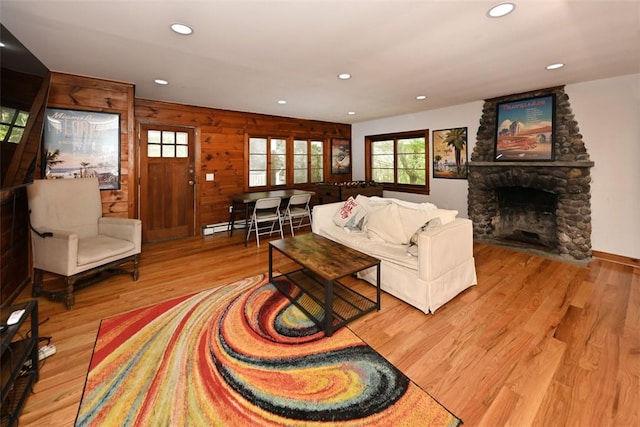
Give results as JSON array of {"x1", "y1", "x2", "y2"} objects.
[{"x1": 468, "y1": 86, "x2": 594, "y2": 261}]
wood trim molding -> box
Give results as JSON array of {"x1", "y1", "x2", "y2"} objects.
[{"x1": 592, "y1": 250, "x2": 640, "y2": 268}]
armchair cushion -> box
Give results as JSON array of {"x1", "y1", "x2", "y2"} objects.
[{"x1": 78, "y1": 235, "x2": 136, "y2": 266}]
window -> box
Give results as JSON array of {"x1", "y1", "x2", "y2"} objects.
[
  {"x1": 248, "y1": 136, "x2": 325, "y2": 189},
  {"x1": 248, "y1": 136, "x2": 287, "y2": 188},
  {"x1": 365, "y1": 129, "x2": 429, "y2": 194},
  {"x1": 293, "y1": 139, "x2": 324, "y2": 184},
  {"x1": 0, "y1": 106, "x2": 29, "y2": 144}
]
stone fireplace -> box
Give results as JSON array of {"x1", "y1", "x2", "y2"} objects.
[{"x1": 468, "y1": 87, "x2": 594, "y2": 261}]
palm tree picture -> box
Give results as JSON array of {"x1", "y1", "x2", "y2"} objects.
[
  {"x1": 45, "y1": 149, "x2": 64, "y2": 177},
  {"x1": 432, "y1": 127, "x2": 468, "y2": 179}
]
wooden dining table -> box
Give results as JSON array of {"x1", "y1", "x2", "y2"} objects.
[{"x1": 228, "y1": 189, "x2": 315, "y2": 245}]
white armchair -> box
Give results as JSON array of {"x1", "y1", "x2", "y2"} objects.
[{"x1": 27, "y1": 178, "x2": 141, "y2": 309}]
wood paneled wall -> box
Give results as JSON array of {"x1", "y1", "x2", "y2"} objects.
[
  {"x1": 45, "y1": 72, "x2": 351, "y2": 229},
  {"x1": 135, "y1": 98, "x2": 351, "y2": 227},
  {"x1": 46, "y1": 73, "x2": 135, "y2": 218}
]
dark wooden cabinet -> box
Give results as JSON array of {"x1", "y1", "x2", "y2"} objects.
[
  {"x1": 316, "y1": 181, "x2": 383, "y2": 204},
  {"x1": 1, "y1": 300, "x2": 39, "y2": 427}
]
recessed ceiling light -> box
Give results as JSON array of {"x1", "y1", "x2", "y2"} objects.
[
  {"x1": 488, "y1": 2, "x2": 516, "y2": 18},
  {"x1": 348, "y1": 111, "x2": 356, "y2": 115},
  {"x1": 546, "y1": 63, "x2": 565, "y2": 70},
  {"x1": 416, "y1": 95, "x2": 427, "y2": 100},
  {"x1": 171, "y1": 23, "x2": 193, "y2": 35},
  {"x1": 277, "y1": 100, "x2": 287, "y2": 105},
  {"x1": 0, "y1": 42, "x2": 5, "y2": 48},
  {"x1": 154, "y1": 79, "x2": 169, "y2": 85},
  {"x1": 338, "y1": 73, "x2": 352, "y2": 80}
]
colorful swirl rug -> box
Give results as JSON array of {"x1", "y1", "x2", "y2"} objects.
[{"x1": 76, "y1": 274, "x2": 461, "y2": 426}]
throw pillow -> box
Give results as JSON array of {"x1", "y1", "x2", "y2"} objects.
[
  {"x1": 366, "y1": 203, "x2": 408, "y2": 245},
  {"x1": 332, "y1": 196, "x2": 366, "y2": 230},
  {"x1": 406, "y1": 217, "x2": 443, "y2": 257}
]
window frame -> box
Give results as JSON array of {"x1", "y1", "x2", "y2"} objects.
[
  {"x1": 0, "y1": 106, "x2": 29, "y2": 144},
  {"x1": 292, "y1": 138, "x2": 324, "y2": 185},
  {"x1": 245, "y1": 134, "x2": 327, "y2": 191},
  {"x1": 364, "y1": 129, "x2": 430, "y2": 195}
]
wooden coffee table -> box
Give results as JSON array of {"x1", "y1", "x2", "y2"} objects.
[{"x1": 269, "y1": 233, "x2": 381, "y2": 337}]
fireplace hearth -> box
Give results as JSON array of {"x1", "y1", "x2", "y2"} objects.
[{"x1": 468, "y1": 87, "x2": 594, "y2": 261}]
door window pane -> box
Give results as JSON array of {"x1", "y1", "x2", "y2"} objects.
[
  {"x1": 176, "y1": 132, "x2": 188, "y2": 145},
  {"x1": 148, "y1": 144, "x2": 161, "y2": 157},
  {"x1": 176, "y1": 146, "x2": 188, "y2": 158},
  {"x1": 162, "y1": 145, "x2": 175, "y2": 157},
  {"x1": 148, "y1": 130, "x2": 161, "y2": 143},
  {"x1": 162, "y1": 131, "x2": 175, "y2": 145}
]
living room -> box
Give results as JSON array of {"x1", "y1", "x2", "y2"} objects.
[{"x1": 1, "y1": 1, "x2": 639, "y2": 426}]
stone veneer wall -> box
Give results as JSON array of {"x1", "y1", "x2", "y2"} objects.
[{"x1": 468, "y1": 86, "x2": 594, "y2": 261}]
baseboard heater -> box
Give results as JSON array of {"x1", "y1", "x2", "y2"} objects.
[{"x1": 202, "y1": 222, "x2": 245, "y2": 236}]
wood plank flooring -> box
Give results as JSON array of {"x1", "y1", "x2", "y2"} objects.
[{"x1": 10, "y1": 231, "x2": 639, "y2": 426}]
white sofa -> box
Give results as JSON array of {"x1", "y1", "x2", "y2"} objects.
[{"x1": 312, "y1": 195, "x2": 477, "y2": 314}]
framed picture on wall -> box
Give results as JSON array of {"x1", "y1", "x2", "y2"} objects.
[
  {"x1": 432, "y1": 127, "x2": 468, "y2": 179},
  {"x1": 494, "y1": 94, "x2": 555, "y2": 161},
  {"x1": 42, "y1": 108, "x2": 121, "y2": 190},
  {"x1": 331, "y1": 138, "x2": 351, "y2": 174}
]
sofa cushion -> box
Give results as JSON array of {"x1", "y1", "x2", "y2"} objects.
[
  {"x1": 366, "y1": 203, "x2": 408, "y2": 244},
  {"x1": 320, "y1": 222, "x2": 418, "y2": 271}
]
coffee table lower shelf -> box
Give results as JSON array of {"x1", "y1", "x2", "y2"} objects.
[{"x1": 272, "y1": 269, "x2": 378, "y2": 337}]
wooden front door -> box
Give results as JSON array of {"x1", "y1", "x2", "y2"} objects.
[{"x1": 140, "y1": 124, "x2": 196, "y2": 242}]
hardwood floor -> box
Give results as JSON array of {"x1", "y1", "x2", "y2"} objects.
[{"x1": 11, "y1": 231, "x2": 639, "y2": 426}]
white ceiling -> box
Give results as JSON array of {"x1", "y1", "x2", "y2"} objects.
[{"x1": 2, "y1": 0, "x2": 639, "y2": 124}]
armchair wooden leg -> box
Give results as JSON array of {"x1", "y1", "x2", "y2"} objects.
[
  {"x1": 132, "y1": 254, "x2": 139, "y2": 281},
  {"x1": 64, "y1": 276, "x2": 76, "y2": 309}
]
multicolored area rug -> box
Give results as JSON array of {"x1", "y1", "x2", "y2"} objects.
[{"x1": 76, "y1": 274, "x2": 461, "y2": 426}]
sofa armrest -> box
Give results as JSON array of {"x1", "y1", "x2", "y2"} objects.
[
  {"x1": 30, "y1": 229, "x2": 78, "y2": 275},
  {"x1": 311, "y1": 202, "x2": 342, "y2": 234},
  {"x1": 417, "y1": 218, "x2": 474, "y2": 281},
  {"x1": 98, "y1": 217, "x2": 142, "y2": 253}
]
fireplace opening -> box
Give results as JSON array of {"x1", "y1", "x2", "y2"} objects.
[{"x1": 493, "y1": 187, "x2": 557, "y2": 250}]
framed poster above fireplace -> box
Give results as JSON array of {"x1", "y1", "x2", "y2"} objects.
[{"x1": 494, "y1": 94, "x2": 555, "y2": 161}]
